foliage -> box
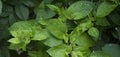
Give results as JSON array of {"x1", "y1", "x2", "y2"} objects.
[{"x1": 0, "y1": 0, "x2": 120, "y2": 57}]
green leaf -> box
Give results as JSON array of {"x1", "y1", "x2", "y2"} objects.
[
  {"x1": 109, "y1": 12, "x2": 120, "y2": 25},
  {"x1": 74, "y1": 33, "x2": 94, "y2": 49},
  {"x1": 0, "y1": 5, "x2": 13, "y2": 17},
  {"x1": 32, "y1": 29, "x2": 48, "y2": 41},
  {"x1": 96, "y1": 2, "x2": 117, "y2": 17},
  {"x1": 15, "y1": 4, "x2": 29, "y2": 20},
  {"x1": 47, "y1": 44, "x2": 72, "y2": 57},
  {"x1": 68, "y1": 1, "x2": 94, "y2": 20},
  {"x1": 9, "y1": 21, "x2": 33, "y2": 38},
  {"x1": 8, "y1": 38, "x2": 21, "y2": 44},
  {"x1": 88, "y1": 27, "x2": 99, "y2": 41},
  {"x1": 46, "y1": 19, "x2": 68, "y2": 42},
  {"x1": 77, "y1": 19, "x2": 93, "y2": 32},
  {"x1": 9, "y1": 13, "x2": 19, "y2": 25},
  {"x1": 28, "y1": 51, "x2": 50, "y2": 57},
  {"x1": 43, "y1": 35, "x2": 63, "y2": 47},
  {"x1": 70, "y1": 19, "x2": 93, "y2": 43},
  {"x1": 90, "y1": 51, "x2": 111, "y2": 57},
  {"x1": 28, "y1": 42, "x2": 50, "y2": 57},
  {"x1": 23, "y1": 0, "x2": 36, "y2": 7},
  {"x1": 72, "y1": 47, "x2": 91, "y2": 57},
  {"x1": 34, "y1": 3, "x2": 55, "y2": 19},
  {"x1": 95, "y1": 18, "x2": 110, "y2": 26},
  {"x1": 102, "y1": 44, "x2": 120, "y2": 57},
  {"x1": 0, "y1": 0, "x2": 2, "y2": 14},
  {"x1": 9, "y1": 42, "x2": 27, "y2": 51},
  {"x1": 47, "y1": 4, "x2": 60, "y2": 12}
]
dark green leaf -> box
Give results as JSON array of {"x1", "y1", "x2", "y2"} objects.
[
  {"x1": 96, "y1": 2, "x2": 117, "y2": 17},
  {"x1": 95, "y1": 18, "x2": 110, "y2": 26},
  {"x1": 15, "y1": 4, "x2": 29, "y2": 20},
  {"x1": 102, "y1": 44, "x2": 120, "y2": 57},
  {"x1": 34, "y1": 2, "x2": 55, "y2": 19},
  {"x1": 109, "y1": 12, "x2": 120, "y2": 25},
  {"x1": 23, "y1": 0, "x2": 36, "y2": 7}
]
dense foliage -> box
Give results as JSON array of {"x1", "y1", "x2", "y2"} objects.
[{"x1": 0, "y1": 0, "x2": 120, "y2": 57}]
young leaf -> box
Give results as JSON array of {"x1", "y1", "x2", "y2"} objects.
[
  {"x1": 96, "y1": 2, "x2": 117, "y2": 17},
  {"x1": 47, "y1": 4, "x2": 60, "y2": 12},
  {"x1": 68, "y1": 1, "x2": 94, "y2": 20},
  {"x1": 8, "y1": 38, "x2": 21, "y2": 44},
  {"x1": 15, "y1": 4, "x2": 29, "y2": 20},
  {"x1": 88, "y1": 27, "x2": 99, "y2": 41},
  {"x1": 0, "y1": 0, "x2": 2, "y2": 14}
]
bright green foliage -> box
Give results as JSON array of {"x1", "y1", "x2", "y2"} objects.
[
  {"x1": 0, "y1": 0, "x2": 120, "y2": 57},
  {"x1": 68, "y1": 1, "x2": 94, "y2": 20},
  {"x1": 8, "y1": 38, "x2": 21, "y2": 44},
  {"x1": 96, "y1": 2, "x2": 117, "y2": 17}
]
